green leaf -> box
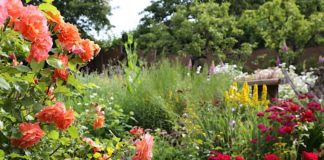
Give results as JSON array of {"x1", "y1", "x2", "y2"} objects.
[
  {"x1": 42, "y1": 0, "x2": 54, "y2": 3},
  {"x1": 0, "y1": 77, "x2": 10, "y2": 90},
  {"x1": 30, "y1": 60, "x2": 45, "y2": 72},
  {"x1": 60, "y1": 137, "x2": 71, "y2": 146},
  {"x1": 14, "y1": 65, "x2": 31, "y2": 73},
  {"x1": 25, "y1": 0, "x2": 31, "y2": 3},
  {"x1": 0, "y1": 149, "x2": 4, "y2": 160},
  {"x1": 46, "y1": 57, "x2": 63, "y2": 69},
  {"x1": 67, "y1": 126, "x2": 79, "y2": 139},
  {"x1": 47, "y1": 130, "x2": 59, "y2": 140},
  {"x1": 8, "y1": 153, "x2": 30, "y2": 160},
  {"x1": 39, "y1": 3, "x2": 60, "y2": 15}
]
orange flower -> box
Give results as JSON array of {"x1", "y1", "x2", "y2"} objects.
[
  {"x1": 55, "y1": 108, "x2": 75, "y2": 130},
  {"x1": 57, "y1": 23, "x2": 82, "y2": 53},
  {"x1": 35, "y1": 102, "x2": 75, "y2": 130},
  {"x1": 78, "y1": 39, "x2": 101, "y2": 62},
  {"x1": 132, "y1": 133, "x2": 154, "y2": 160},
  {"x1": 93, "y1": 115, "x2": 105, "y2": 130},
  {"x1": 53, "y1": 54, "x2": 69, "y2": 80},
  {"x1": 27, "y1": 34, "x2": 52, "y2": 62},
  {"x1": 35, "y1": 102, "x2": 65, "y2": 123},
  {"x1": 14, "y1": 5, "x2": 49, "y2": 41},
  {"x1": 46, "y1": 11, "x2": 64, "y2": 32},
  {"x1": 4, "y1": 0, "x2": 23, "y2": 23},
  {"x1": 11, "y1": 122, "x2": 45, "y2": 148}
]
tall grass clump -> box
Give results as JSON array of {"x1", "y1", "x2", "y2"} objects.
[{"x1": 78, "y1": 59, "x2": 233, "y2": 132}]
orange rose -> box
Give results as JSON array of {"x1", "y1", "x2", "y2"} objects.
[
  {"x1": 55, "y1": 108, "x2": 75, "y2": 130},
  {"x1": 58, "y1": 23, "x2": 82, "y2": 53},
  {"x1": 93, "y1": 115, "x2": 105, "y2": 130},
  {"x1": 11, "y1": 123, "x2": 45, "y2": 148},
  {"x1": 35, "y1": 102, "x2": 65, "y2": 123}
]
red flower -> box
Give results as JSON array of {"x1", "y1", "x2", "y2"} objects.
[
  {"x1": 11, "y1": 123, "x2": 45, "y2": 148},
  {"x1": 278, "y1": 126, "x2": 293, "y2": 134},
  {"x1": 235, "y1": 156, "x2": 245, "y2": 160},
  {"x1": 257, "y1": 112, "x2": 265, "y2": 117},
  {"x1": 35, "y1": 102, "x2": 65, "y2": 123},
  {"x1": 130, "y1": 127, "x2": 144, "y2": 137},
  {"x1": 93, "y1": 115, "x2": 105, "y2": 130},
  {"x1": 257, "y1": 124, "x2": 269, "y2": 133},
  {"x1": 300, "y1": 110, "x2": 317, "y2": 122},
  {"x1": 302, "y1": 151, "x2": 318, "y2": 160},
  {"x1": 251, "y1": 138, "x2": 257, "y2": 144},
  {"x1": 55, "y1": 108, "x2": 75, "y2": 130},
  {"x1": 264, "y1": 153, "x2": 280, "y2": 160},
  {"x1": 307, "y1": 102, "x2": 321, "y2": 111}
]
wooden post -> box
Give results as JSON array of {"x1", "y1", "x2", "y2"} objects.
[{"x1": 247, "y1": 78, "x2": 280, "y2": 100}]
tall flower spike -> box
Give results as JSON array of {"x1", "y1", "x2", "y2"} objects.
[{"x1": 253, "y1": 84, "x2": 259, "y2": 106}]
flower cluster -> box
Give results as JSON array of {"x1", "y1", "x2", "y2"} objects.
[
  {"x1": 1, "y1": 0, "x2": 100, "y2": 64},
  {"x1": 224, "y1": 81, "x2": 269, "y2": 108},
  {"x1": 35, "y1": 102, "x2": 75, "y2": 130},
  {"x1": 208, "y1": 151, "x2": 244, "y2": 160},
  {"x1": 279, "y1": 64, "x2": 318, "y2": 99},
  {"x1": 253, "y1": 96, "x2": 322, "y2": 159}
]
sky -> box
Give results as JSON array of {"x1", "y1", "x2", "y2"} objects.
[{"x1": 107, "y1": 0, "x2": 152, "y2": 37}]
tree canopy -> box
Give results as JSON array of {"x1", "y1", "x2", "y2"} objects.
[{"x1": 134, "y1": 0, "x2": 323, "y2": 64}]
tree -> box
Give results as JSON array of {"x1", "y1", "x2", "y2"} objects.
[{"x1": 25, "y1": 0, "x2": 112, "y2": 39}]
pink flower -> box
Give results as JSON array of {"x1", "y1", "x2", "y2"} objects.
[
  {"x1": 0, "y1": 3, "x2": 8, "y2": 25},
  {"x1": 302, "y1": 151, "x2": 318, "y2": 160},
  {"x1": 132, "y1": 133, "x2": 154, "y2": 160},
  {"x1": 265, "y1": 134, "x2": 275, "y2": 141},
  {"x1": 251, "y1": 138, "x2": 257, "y2": 144},
  {"x1": 82, "y1": 137, "x2": 103, "y2": 152}
]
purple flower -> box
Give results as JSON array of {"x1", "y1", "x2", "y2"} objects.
[
  {"x1": 319, "y1": 56, "x2": 324, "y2": 64},
  {"x1": 281, "y1": 41, "x2": 288, "y2": 53},
  {"x1": 209, "y1": 61, "x2": 217, "y2": 75},
  {"x1": 276, "y1": 56, "x2": 281, "y2": 66},
  {"x1": 187, "y1": 59, "x2": 192, "y2": 70}
]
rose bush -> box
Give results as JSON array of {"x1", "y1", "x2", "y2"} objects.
[{"x1": 0, "y1": 1, "x2": 152, "y2": 159}]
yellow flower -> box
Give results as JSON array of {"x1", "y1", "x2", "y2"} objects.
[{"x1": 252, "y1": 84, "x2": 259, "y2": 106}]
